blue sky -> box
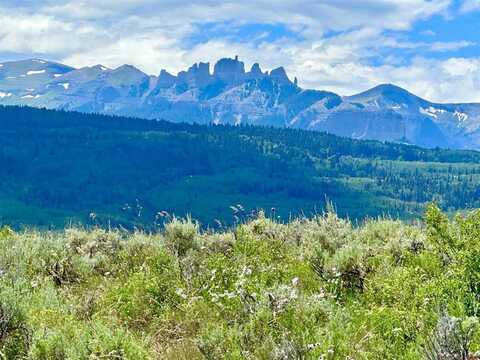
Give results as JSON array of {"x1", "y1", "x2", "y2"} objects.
[{"x1": 0, "y1": 0, "x2": 480, "y2": 102}]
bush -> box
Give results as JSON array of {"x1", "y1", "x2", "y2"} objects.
[
  {"x1": 164, "y1": 217, "x2": 199, "y2": 256},
  {"x1": 2, "y1": 209, "x2": 480, "y2": 358},
  {"x1": 0, "y1": 226, "x2": 13, "y2": 240},
  {"x1": 100, "y1": 250, "x2": 183, "y2": 328},
  {"x1": 424, "y1": 315, "x2": 479, "y2": 360},
  {"x1": 0, "y1": 295, "x2": 30, "y2": 358}
]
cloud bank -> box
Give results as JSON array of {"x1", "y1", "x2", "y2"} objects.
[{"x1": 0, "y1": 0, "x2": 480, "y2": 102}]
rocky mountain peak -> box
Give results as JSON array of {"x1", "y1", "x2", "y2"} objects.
[
  {"x1": 213, "y1": 57, "x2": 245, "y2": 84},
  {"x1": 269, "y1": 66, "x2": 291, "y2": 85},
  {"x1": 157, "y1": 69, "x2": 176, "y2": 88},
  {"x1": 250, "y1": 63, "x2": 263, "y2": 75},
  {"x1": 178, "y1": 62, "x2": 212, "y2": 87},
  {"x1": 111, "y1": 64, "x2": 147, "y2": 78},
  {"x1": 2, "y1": 57, "x2": 480, "y2": 150},
  {"x1": 347, "y1": 83, "x2": 427, "y2": 108}
]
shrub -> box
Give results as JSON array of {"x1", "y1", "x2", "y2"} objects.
[
  {"x1": 65, "y1": 228, "x2": 123, "y2": 258},
  {"x1": 0, "y1": 226, "x2": 13, "y2": 240},
  {"x1": 164, "y1": 217, "x2": 199, "y2": 256},
  {"x1": 0, "y1": 295, "x2": 30, "y2": 358},
  {"x1": 302, "y1": 211, "x2": 354, "y2": 255},
  {"x1": 100, "y1": 250, "x2": 183, "y2": 328},
  {"x1": 3, "y1": 209, "x2": 480, "y2": 358},
  {"x1": 424, "y1": 315, "x2": 479, "y2": 360}
]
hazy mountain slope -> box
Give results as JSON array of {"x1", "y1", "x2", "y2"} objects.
[
  {"x1": 2, "y1": 58, "x2": 480, "y2": 149},
  {"x1": 293, "y1": 84, "x2": 479, "y2": 149}
]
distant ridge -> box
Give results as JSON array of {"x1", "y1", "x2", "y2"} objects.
[{"x1": 1, "y1": 57, "x2": 480, "y2": 149}]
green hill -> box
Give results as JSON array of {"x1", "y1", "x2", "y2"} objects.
[{"x1": 2, "y1": 105, "x2": 480, "y2": 228}]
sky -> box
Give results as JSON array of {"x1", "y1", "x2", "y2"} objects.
[{"x1": 0, "y1": 0, "x2": 479, "y2": 103}]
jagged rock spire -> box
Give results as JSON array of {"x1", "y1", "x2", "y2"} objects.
[
  {"x1": 213, "y1": 57, "x2": 246, "y2": 84},
  {"x1": 157, "y1": 69, "x2": 176, "y2": 88},
  {"x1": 177, "y1": 62, "x2": 212, "y2": 87},
  {"x1": 270, "y1": 67, "x2": 291, "y2": 84},
  {"x1": 250, "y1": 63, "x2": 263, "y2": 75}
]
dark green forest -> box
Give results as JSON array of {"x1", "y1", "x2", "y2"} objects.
[{"x1": 2, "y1": 105, "x2": 480, "y2": 228}]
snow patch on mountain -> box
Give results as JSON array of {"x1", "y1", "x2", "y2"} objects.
[
  {"x1": 454, "y1": 111, "x2": 469, "y2": 122},
  {"x1": 26, "y1": 70, "x2": 46, "y2": 76},
  {"x1": 420, "y1": 106, "x2": 447, "y2": 119}
]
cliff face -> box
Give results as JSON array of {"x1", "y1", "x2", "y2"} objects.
[{"x1": 2, "y1": 58, "x2": 480, "y2": 149}]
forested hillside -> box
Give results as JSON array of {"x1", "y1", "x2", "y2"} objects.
[{"x1": 2, "y1": 105, "x2": 480, "y2": 228}]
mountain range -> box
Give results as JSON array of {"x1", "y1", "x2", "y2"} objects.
[{"x1": 1, "y1": 57, "x2": 480, "y2": 149}]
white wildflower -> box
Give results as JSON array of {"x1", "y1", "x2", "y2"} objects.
[{"x1": 175, "y1": 288, "x2": 187, "y2": 299}]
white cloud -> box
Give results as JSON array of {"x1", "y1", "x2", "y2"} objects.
[
  {"x1": 297, "y1": 56, "x2": 480, "y2": 103},
  {"x1": 0, "y1": 11, "x2": 104, "y2": 54},
  {"x1": 429, "y1": 40, "x2": 475, "y2": 51},
  {"x1": 29, "y1": 0, "x2": 450, "y2": 32},
  {"x1": 62, "y1": 34, "x2": 186, "y2": 74},
  {"x1": 460, "y1": 0, "x2": 480, "y2": 13},
  {"x1": 421, "y1": 29, "x2": 436, "y2": 36},
  {"x1": 2, "y1": 0, "x2": 480, "y2": 103}
]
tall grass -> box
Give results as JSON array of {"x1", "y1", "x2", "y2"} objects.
[{"x1": 1, "y1": 207, "x2": 480, "y2": 359}]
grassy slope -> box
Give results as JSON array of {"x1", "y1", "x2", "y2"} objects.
[{"x1": 2, "y1": 207, "x2": 480, "y2": 359}]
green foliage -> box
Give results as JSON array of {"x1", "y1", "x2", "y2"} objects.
[
  {"x1": 3, "y1": 208, "x2": 480, "y2": 358},
  {"x1": 424, "y1": 315, "x2": 479, "y2": 360},
  {"x1": 164, "y1": 217, "x2": 199, "y2": 256},
  {"x1": 0, "y1": 226, "x2": 13, "y2": 240},
  {"x1": 101, "y1": 249, "x2": 182, "y2": 328},
  {"x1": 3, "y1": 106, "x2": 480, "y2": 228},
  {"x1": 0, "y1": 292, "x2": 30, "y2": 359}
]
